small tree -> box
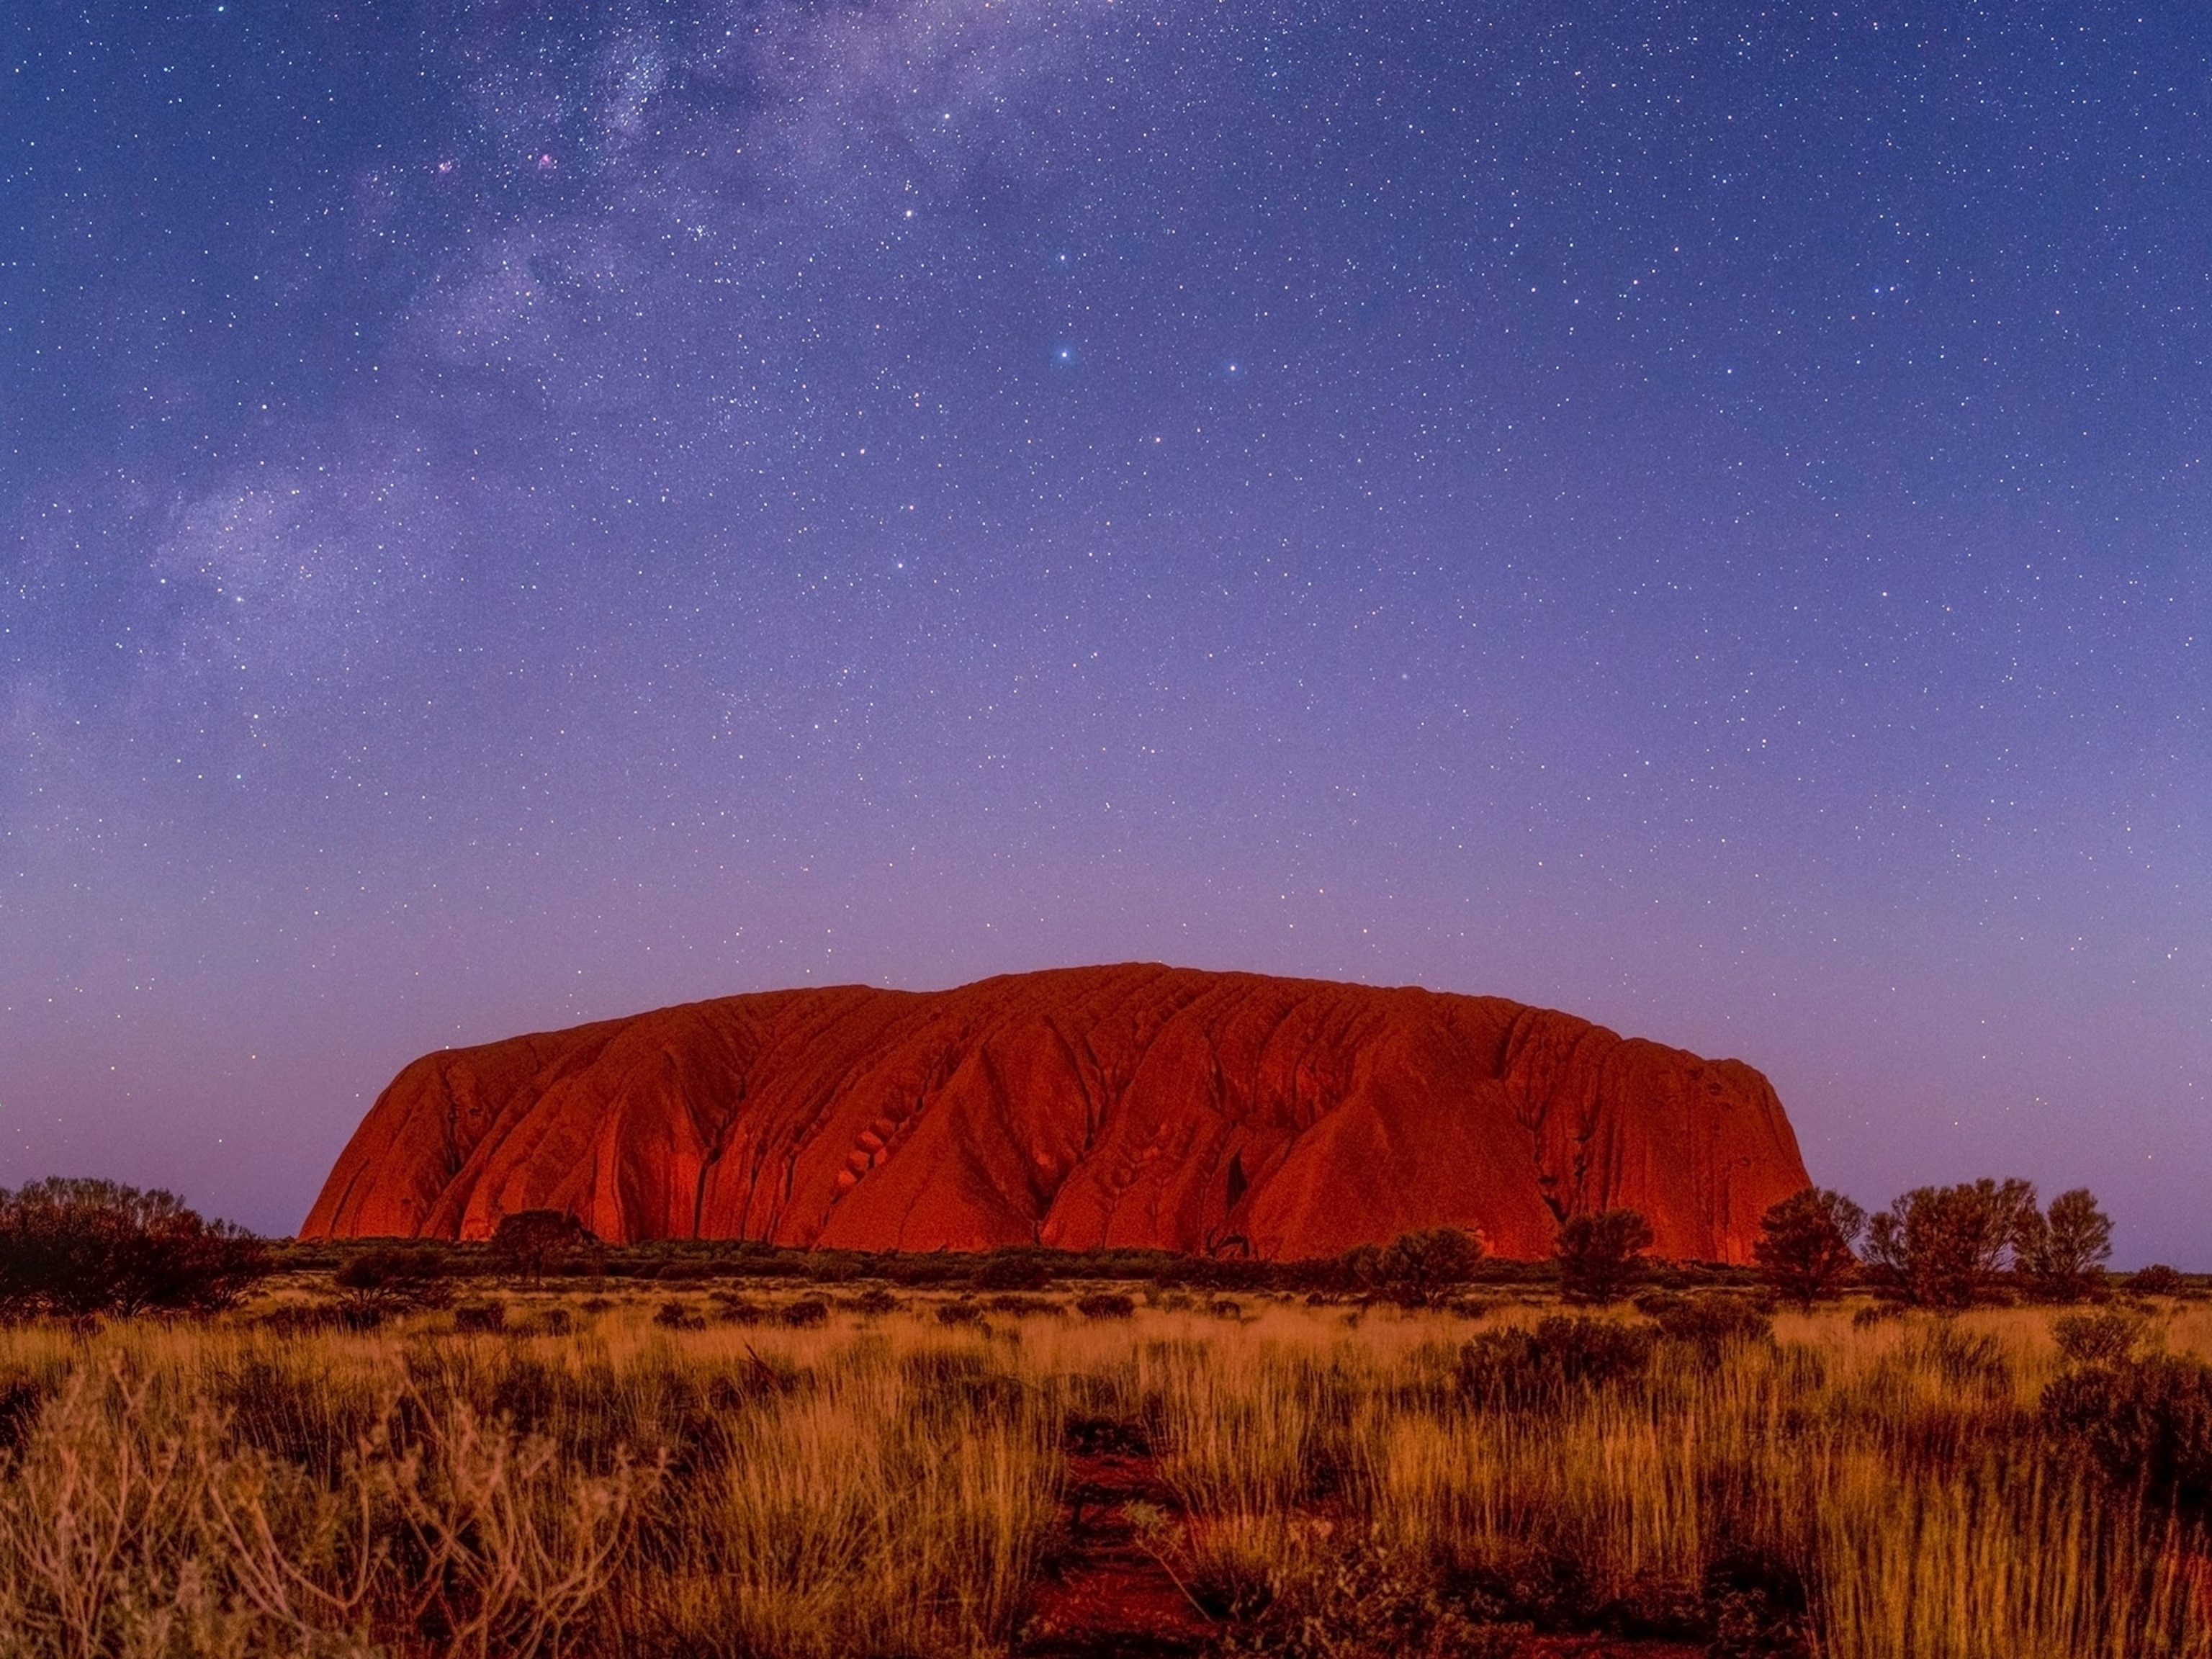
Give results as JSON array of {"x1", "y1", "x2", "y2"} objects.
[
  {"x1": 0, "y1": 1177, "x2": 271, "y2": 1318},
  {"x1": 490, "y1": 1209, "x2": 592, "y2": 1283},
  {"x1": 333, "y1": 1246, "x2": 451, "y2": 1320},
  {"x1": 2016, "y1": 1187, "x2": 2113, "y2": 1303},
  {"x1": 1862, "y1": 1179, "x2": 2038, "y2": 1310},
  {"x1": 1753, "y1": 1187, "x2": 1866, "y2": 1310},
  {"x1": 1375, "y1": 1227, "x2": 1484, "y2": 1307},
  {"x1": 1555, "y1": 1208, "x2": 1655, "y2": 1305}
]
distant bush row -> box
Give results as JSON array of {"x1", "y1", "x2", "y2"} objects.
[{"x1": 1, "y1": 1174, "x2": 2196, "y2": 1323}]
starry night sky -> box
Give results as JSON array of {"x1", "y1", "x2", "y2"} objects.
[{"x1": 2, "y1": 1, "x2": 2206, "y2": 1258}]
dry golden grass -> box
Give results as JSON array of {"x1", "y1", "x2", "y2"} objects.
[{"x1": 0, "y1": 1287, "x2": 2202, "y2": 1656}]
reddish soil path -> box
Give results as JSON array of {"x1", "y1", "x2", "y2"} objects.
[
  {"x1": 1015, "y1": 1419, "x2": 1712, "y2": 1659},
  {"x1": 1017, "y1": 1429, "x2": 1213, "y2": 1659}
]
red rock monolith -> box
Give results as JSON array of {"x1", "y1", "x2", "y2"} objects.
[{"x1": 301, "y1": 963, "x2": 1810, "y2": 1260}]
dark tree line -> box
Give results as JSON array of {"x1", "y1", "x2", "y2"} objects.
[
  {"x1": 1748, "y1": 1178, "x2": 2120, "y2": 1310},
  {"x1": 0, "y1": 1178, "x2": 271, "y2": 1318}
]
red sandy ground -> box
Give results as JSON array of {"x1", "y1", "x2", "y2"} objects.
[{"x1": 1016, "y1": 1441, "x2": 1707, "y2": 1659}]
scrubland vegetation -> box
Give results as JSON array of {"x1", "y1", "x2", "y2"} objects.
[
  {"x1": 0, "y1": 1179, "x2": 2206, "y2": 1658},
  {"x1": 0, "y1": 1279, "x2": 2205, "y2": 1657}
]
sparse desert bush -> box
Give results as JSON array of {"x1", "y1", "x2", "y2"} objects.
[
  {"x1": 2054, "y1": 1308, "x2": 2151, "y2": 1367},
  {"x1": 2130, "y1": 1264, "x2": 2190, "y2": 1298},
  {"x1": 1075, "y1": 1292, "x2": 1136, "y2": 1319},
  {"x1": 1334, "y1": 1228, "x2": 1485, "y2": 1308},
  {"x1": 2042, "y1": 1353, "x2": 2212, "y2": 1525},
  {"x1": 776, "y1": 1297, "x2": 830, "y2": 1329},
  {"x1": 653, "y1": 1298, "x2": 706, "y2": 1330},
  {"x1": 451, "y1": 1300, "x2": 507, "y2": 1333},
  {"x1": 1637, "y1": 1291, "x2": 1776, "y2": 1359},
  {"x1": 1458, "y1": 1315, "x2": 1657, "y2": 1408},
  {"x1": 709, "y1": 1292, "x2": 768, "y2": 1326},
  {"x1": 334, "y1": 1244, "x2": 452, "y2": 1322},
  {"x1": 2017, "y1": 1187, "x2": 2116, "y2": 1303}
]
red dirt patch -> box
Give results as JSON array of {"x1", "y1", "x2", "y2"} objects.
[{"x1": 1017, "y1": 1445, "x2": 1213, "y2": 1659}]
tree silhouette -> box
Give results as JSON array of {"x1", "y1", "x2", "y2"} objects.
[
  {"x1": 490, "y1": 1209, "x2": 592, "y2": 1282},
  {"x1": 1555, "y1": 1208, "x2": 1655, "y2": 1305},
  {"x1": 2017, "y1": 1188, "x2": 2113, "y2": 1303},
  {"x1": 0, "y1": 1178, "x2": 271, "y2": 1318},
  {"x1": 1752, "y1": 1187, "x2": 1866, "y2": 1309},
  {"x1": 1863, "y1": 1179, "x2": 2038, "y2": 1309}
]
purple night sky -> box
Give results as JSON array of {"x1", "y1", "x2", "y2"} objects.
[{"x1": 1, "y1": 2, "x2": 2206, "y2": 1260}]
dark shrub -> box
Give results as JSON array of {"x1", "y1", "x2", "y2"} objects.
[
  {"x1": 258, "y1": 1303, "x2": 369, "y2": 1336},
  {"x1": 529, "y1": 1305, "x2": 575, "y2": 1336},
  {"x1": 1640, "y1": 1292, "x2": 1775, "y2": 1359},
  {"x1": 0, "y1": 1178, "x2": 273, "y2": 1318},
  {"x1": 850, "y1": 1287, "x2": 901, "y2": 1316},
  {"x1": 2052, "y1": 1309, "x2": 2146, "y2": 1367},
  {"x1": 1325, "y1": 1228, "x2": 1484, "y2": 1307},
  {"x1": 974, "y1": 1249, "x2": 1052, "y2": 1291},
  {"x1": 1076, "y1": 1292, "x2": 1137, "y2": 1320},
  {"x1": 778, "y1": 1298, "x2": 830, "y2": 1328},
  {"x1": 1904, "y1": 1325, "x2": 2010, "y2": 1395},
  {"x1": 1704, "y1": 1547, "x2": 1812, "y2": 1659},
  {"x1": 2041, "y1": 1356, "x2": 2212, "y2": 1524},
  {"x1": 653, "y1": 1299, "x2": 706, "y2": 1331},
  {"x1": 452, "y1": 1301, "x2": 507, "y2": 1334},
  {"x1": 1211, "y1": 1298, "x2": 1245, "y2": 1321},
  {"x1": 489, "y1": 1210, "x2": 593, "y2": 1282},
  {"x1": 1460, "y1": 1316, "x2": 1655, "y2": 1409},
  {"x1": 0, "y1": 1380, "x2": 45, "y2": 1457},
  {"x1": 982, "y1": 1294, "x2": 1056, "y2": 1316},
  {"x1": 1064, "y1": 1411, "x2": 1149, "y2": 1457},
  {"x1": 1850, "y1": 1300, "x2": 1903, "y2": 1328},
  {"x1": 1752, "y1": 1188, "x2": 1863, "y2": 1309},
  {"x1": 710, "y1": 1294, "x2": 768, "y2": 1326},
  {"x1": 333, "y1": 1246, "x2": 451, "y2": 1317},
  {"x1": 936, "y1": 1300, "x2": 985, "y2": 1326},
  {"x1": 1555, "y1": 1210, "x2": 1655, "y2": 1305},
  {"x1": 655, "y1": 1259, "x2": 710, "y2": 1282},
  {"x1": 2127, "y1": 1264, "x2": 2188, "y2": 1298}
]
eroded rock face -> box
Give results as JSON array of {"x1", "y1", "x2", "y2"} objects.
[{"x1": 301, "y1": 964, "x2": 1810, "y2": 1260}]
